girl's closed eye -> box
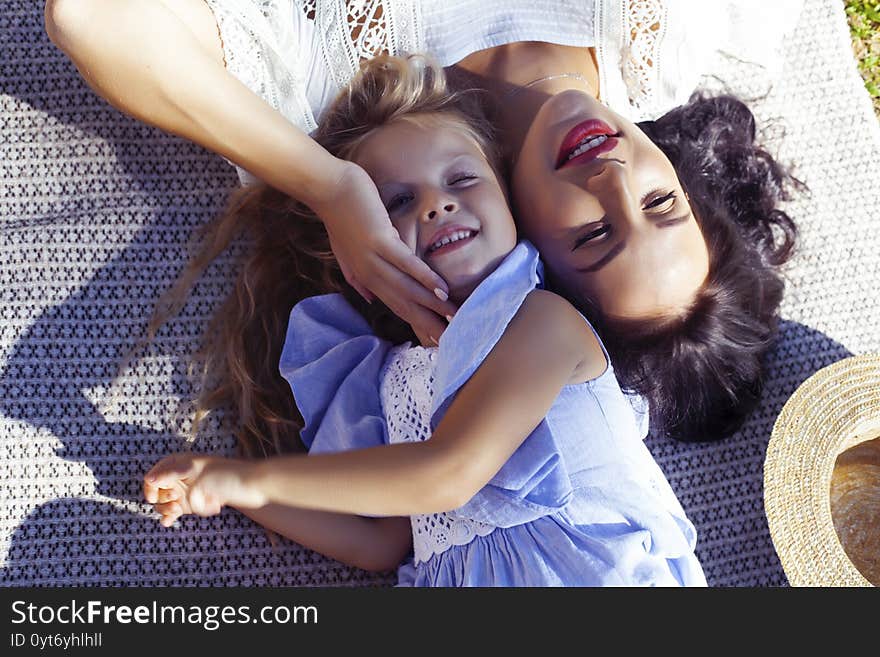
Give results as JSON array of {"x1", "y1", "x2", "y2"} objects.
[
  {"x1": 385, "y1": 191, "x2": 414, "y2": 213},
  {"x1": 384, "y1": 173, "x2": 478, "y2": 212},
  {"x1": 447, "y1": 171, "x2": 478, "y2": 186}
]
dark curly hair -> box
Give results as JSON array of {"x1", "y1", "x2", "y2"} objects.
[{"x1": 583, "y1": 93, "x2": 802, "y2": 443}]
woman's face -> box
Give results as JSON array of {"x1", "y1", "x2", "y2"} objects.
[
  {"x1": 354, "y1": 119, "x2": 517, "y2": 304},
  {"x1": 511, "y1": 90, "x2": 709, "y2": 319}
]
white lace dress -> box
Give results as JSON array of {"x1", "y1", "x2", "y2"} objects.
[
  {"x1": 378, "y1": 344, "x2": 497, "y2": 565},
  {"x1": 202, "y1": 0, "x2": 803, "y2": 184}
]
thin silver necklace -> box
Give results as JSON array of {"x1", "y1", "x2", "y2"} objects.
[{"x1": 505, "y1": 72, "x2": 593, "y2": 98}]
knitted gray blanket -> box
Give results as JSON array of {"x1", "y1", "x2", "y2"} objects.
[{"x1": 2, "y1": 0, "x2": 878, "y2": 586}]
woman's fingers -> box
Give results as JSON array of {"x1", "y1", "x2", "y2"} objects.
[
  {"x1": 377, "y1": 280, "x2": 449, "y2": 343},
  {"x1": 350, "y1": 279, "x2": 376, "y2": 304},
  {"x1": 337, "y1": 259, "x2": 374, "y2": 303},
  {"x1": 406, "y1": 305, "x2": 446, "y2": 347},
  {"x1": 362, "y1": 255, "x2": 456, "y2": 340},
  {"x1": 382, "y1": 239, "x2": 457, "y2": 318}
]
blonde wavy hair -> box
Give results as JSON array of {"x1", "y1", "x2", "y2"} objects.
[{"x1": 146, "y1": 55, "x2": 501, "y2": 459}]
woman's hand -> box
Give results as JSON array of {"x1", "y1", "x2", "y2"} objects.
[
  {"x1": 144, "y1": 453, "x2": 265, "y2": 526},
  {"x1": 307, "y1": 161, "x2": 457, "y2": 344}
]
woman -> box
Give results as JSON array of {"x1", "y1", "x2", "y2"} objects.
[{"x1": 44, "y1": 0, "x2": 803, "y2": 441}]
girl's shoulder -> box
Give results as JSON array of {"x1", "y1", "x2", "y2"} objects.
[{"x1": 514, "y1": 289, "x2": 608, "y2": 384}]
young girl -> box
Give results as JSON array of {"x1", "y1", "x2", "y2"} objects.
[{"x1": 143, "y1": 55, "x2": 706, "y2": 586}]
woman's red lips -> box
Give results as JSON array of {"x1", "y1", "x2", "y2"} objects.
[{"x1": 556, "y1": 119, "x2": 618, "y2": 169}]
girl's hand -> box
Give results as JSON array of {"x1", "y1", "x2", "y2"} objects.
[
  {"x1": 307, "y1": 162, "x2": 457, "y2": 344},
  {"x1": 144, "y1": 454, "x2": 265, "y2": 526}
]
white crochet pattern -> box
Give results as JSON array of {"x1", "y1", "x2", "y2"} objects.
[
  {"x1": 307, "y1": 0, "x2": 422, "y2": 90},
  {"x1": 379, "y1": 345, "x2": 496, "y2": 565},
  {"x1": 202, "y1": 0, "x2": 421, "y2": 183},
  {"x1": 212, "y1": 1, "x2": 422, "y2": 114},
  {"x1": 204, "y1": 0, "x2": 317, "y2": 131},
  {"x1": 620, "y1": 0, "x2": 666, "y2": 113}
]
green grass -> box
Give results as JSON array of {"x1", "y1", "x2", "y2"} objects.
[{"x1": 845, "y1": 0, "x2": 880, "y2": 117}]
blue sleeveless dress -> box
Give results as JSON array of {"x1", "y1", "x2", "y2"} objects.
[{"x1": 279, "y1": 242, "x2": 706, "y2": 586}]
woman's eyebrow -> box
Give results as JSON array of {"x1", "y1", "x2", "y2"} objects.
[
  {"x1": 656, "y1": 212, "x2": 692, "y2": 228},
  {"x1": 576, "y1": 241, "x2": 625, "y2": 273}
]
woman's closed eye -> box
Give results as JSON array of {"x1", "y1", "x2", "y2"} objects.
[
  {"x1": 642, "y1": 189, "x2": 677, "y2": 211},
  {"x1": 572, "y1": 223, "x2": 611, "y2": 250},
  {"x1": 571, "y1": 190, "x2": 678, "y2": 250}
]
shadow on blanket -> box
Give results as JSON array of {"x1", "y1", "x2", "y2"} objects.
[{"x1": 0, "y1": 260, "x2": 852, "y2": 585}]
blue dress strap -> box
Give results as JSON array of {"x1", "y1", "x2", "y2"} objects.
[
  {"x1": 431, "y1": 241, "x2": 543, "y2": 424},
  {"x1": 428, "y1": 241, "x2": 575, "y2": 527},
  {"x1": 278, "y1": 293, "x2": 392, "y2": 454}
]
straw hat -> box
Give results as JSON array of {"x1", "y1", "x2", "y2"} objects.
[{"x1": 764, "y1": 353, "x2": 880, "y2": 587}]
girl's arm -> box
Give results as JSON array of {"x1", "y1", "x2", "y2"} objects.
[
  {"x1": 44, "y1": 0, "x2": 456, "y2": 340},
  {"x1": 237, "y1": 505, "x2": 412, "y2": 573},
  {"x1": 144, "y1": 455, "x2": 412, "y2": 572},
  {"x1": 146, "y1": 290, "x2": 606, "y2": 516}
]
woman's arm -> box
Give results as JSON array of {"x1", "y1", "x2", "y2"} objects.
[
  {"x1": 147, "y1": 290, "x2": 606, "y2": 516},
  {"x1": 44, "y1": 0, "x2": 456, "y2": 339},
  {"x1": 45, "y1": 0, "x2": 340, "y2": 204}
]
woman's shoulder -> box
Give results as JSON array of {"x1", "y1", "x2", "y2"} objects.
[{"x1": 595, "y1": 0, "x2": 803, "y2": 121}]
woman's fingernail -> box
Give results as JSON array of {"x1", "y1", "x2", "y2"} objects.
[
  {"x1": 445, "y1": 315, "x2": 454, "y2": 323},
  {"x1": 434, "y1": 288, "x2": 448, "y2": 301}
]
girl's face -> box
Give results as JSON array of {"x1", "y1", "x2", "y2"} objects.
[
  {"x1": 511, "y1": 90, "x2": 709, "y2": 319},
  {"x1": 355, "y1": 119, "x2": 517, "y2": 304}
]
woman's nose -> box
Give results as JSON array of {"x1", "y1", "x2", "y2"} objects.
[{"x1": 585, "y1": 164, "x2": 642, "y2": 229}]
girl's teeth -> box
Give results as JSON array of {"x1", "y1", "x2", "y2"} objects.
[
  {"x1": 429, "y1": 230, "x2": 474, "y2": 253},
  {"x1": 567, "y1": 134, "x2": 608, "y2": 161}
]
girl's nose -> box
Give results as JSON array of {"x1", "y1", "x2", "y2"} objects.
[{"x1": 423, "y1": 201, "x2": 458, "y2": 223}]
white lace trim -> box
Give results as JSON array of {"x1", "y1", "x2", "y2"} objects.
[
  {"x1": 310, "y1": 1, "x2": 423, "y2": 91},
  {"x1": 207, "y1": 0, "x2": 800, "y2": 182},
  {"x1": 620, "y1": 0, "x2": 666, "y2": 113},
  {"x1": 595, "y1": 0, "x2": 667, "y2": 119},
  {"x1": 597, "y1": 0, "x2": 801, "y2": 122},
  {"x1": 379, "y1": 345, "x2": 496, "y2": 565},
  {"x1": 212, "y1": 1, "x2": 316, "y2": 129}
]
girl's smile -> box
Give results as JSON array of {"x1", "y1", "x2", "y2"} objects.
[
  {"x1": 354, "y1": 118, "x2": 517, "y2": 304},
  {"x1": 423, "y1": 225, "x2": 481, "y2": 259}
]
